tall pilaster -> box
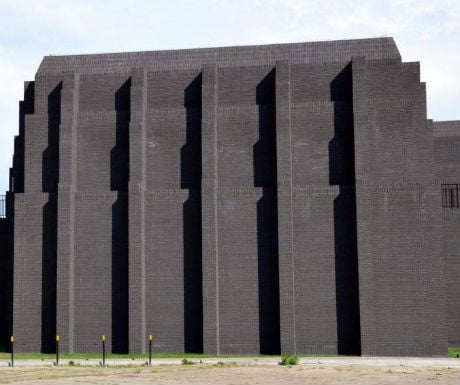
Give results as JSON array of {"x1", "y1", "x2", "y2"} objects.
[
  {"x1": 201, "y1": 65, "x2": 220, "y2": 354},
  {"x1": 56, "y1": 73, "x2": 79, "y2": 353},
  {"x1": 128, "y1": 69, "x2": 147, "y2": 353},
  {"x1": 350, "y1": 57, "x2": 376, "y2": 355},
  {"x1": 275, "y1": 60, "x2": 296, "y2": 354}
]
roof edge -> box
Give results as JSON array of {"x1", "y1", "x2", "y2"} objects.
[{"x1": 36, "y1": 37, "x2": 401, "y2": 75}]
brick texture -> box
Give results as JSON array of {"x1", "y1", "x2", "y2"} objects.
[{"x1": 0, "y1": 38, "x2": 457, "y2": 356}]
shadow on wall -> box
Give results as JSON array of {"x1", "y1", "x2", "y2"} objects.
[
  {"x1": 111, "y1": 79, "x2": 131, "y2": 192},
  {"x1": 0, "y1": 217, "x2": 11, "y2": 351},
  {"x1": 329, "y1": 63, "x2": 361, "y2": 356},
  {"x1": 12, "y1": 81, "x2": 34, "y2": 193},
  {"x1": 111, "y1": 79, "x2": 131, "y2": 354},
  {"x1": 2, "y1": 86, "x2": 34, "y2": 349},
  {"x1": 255, "y1": 69, "x2": 281, "y2": 355},
  {"x1": 43, "y1": 83, "x2": 62, "y2": 193},
  {"x1": 182, "y1": 74, "x2": 203, "y2": 353},
  {"x1": 111, "y1": 192, "x2": 129, "y2": 354},
  {"x1": 41, "y1": 199, "x2": 57, "y2": 353},
  {"x1": 41, "y1": 83, "x2": 61, "y2": 353}
]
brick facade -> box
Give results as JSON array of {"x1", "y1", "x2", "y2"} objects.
[{"x1": 0, "y1": 38, "x2": 458, "y2": 356}]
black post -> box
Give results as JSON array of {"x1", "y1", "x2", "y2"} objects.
[
  {"x1": 10, "y1": 336, "x2": 14, "y2": 367},
  {"x1": 102, "y1": 335, "x2": 106, "y2": 366},
  {"x1": 56, "y1": 335, "x2": 60, "y2": 366},
  {"x1": 148, "y1": 334, "x2": 152, "y2": 365}
]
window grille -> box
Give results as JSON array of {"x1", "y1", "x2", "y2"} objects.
[{"x1": 441, "y1": 184, "x2": 460, "y2": 208}]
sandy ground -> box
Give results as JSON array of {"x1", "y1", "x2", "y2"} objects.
[{"x1": 0, "y1": 357, "x2": 459, "y2": 385}]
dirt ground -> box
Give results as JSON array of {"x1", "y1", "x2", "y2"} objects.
[{"x1": 1, "y1": 358, "x2": 459, "y2": 385}]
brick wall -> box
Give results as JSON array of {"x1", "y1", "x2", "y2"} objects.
[
  {"x1": 434, "y1": 121, "x2": 460, "y2": 346},
  {"x1": 3, "y1": 38, "x2": 456, "y2": 356}
]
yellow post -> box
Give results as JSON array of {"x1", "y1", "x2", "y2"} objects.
[
  {"x1": 55, "y1": 335, "x2": 60, "y2": 366},
  {"x1": 148, "y1": 334, "x2": 153, "y2": 365},
  {"x1": 10, "y1": 336, "x2": 14, "y2": 367},
  {"x1": 101, "y1": 335, "x2": 106, "y2": 366}
]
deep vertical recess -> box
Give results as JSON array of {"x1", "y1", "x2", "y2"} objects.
[
  {"x1": 111, "y1": 192, "x2": 129, "y2": 353},
  {"x1": 111, "y1": 79, "x2": 131, "y2": 353},
  {"x1": 255, "y1": 69, "x2": 281, "y2": 355},
  {"x1": 2, "y1": 83, "x2": 31, "y2": 351},
  {"x1": 0, "y1": 217, "x2": 10, "y2": 351},
  {"x1": 43, "y1": 83, "x2": 62, "y2": 193},
  {"x1": 41, "y1": 198, "x2": 58, "y2": 353},
  {"x1": 41, "y1": 83, "x2": 61, "y2": 353},
  {"x1": 12, "y1": 82, "x2": 33, "y2": 193},
  {"x1": 7, "y1": 194, "x2": 14, "y2": 351},
  {"x1": 330, "y1": 63, "x2": 361, "y2": 355},
  {"x1": 182, "y1": 74, "x2": 203, "y2": 353},
  {"x1": 5, "y1": 194, "x2": 15, "y2": 352}
]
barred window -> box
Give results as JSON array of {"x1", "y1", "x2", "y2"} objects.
[{"x1": 442, "y1": 184, "x2": 460, "y2": 208}]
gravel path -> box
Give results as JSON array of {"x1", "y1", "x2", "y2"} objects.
[{"x1": 0, "y1": 357, "x2": 458, "y2": 385}]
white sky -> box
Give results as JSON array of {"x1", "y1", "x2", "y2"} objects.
[{"x1": 0, "y1": 0, "x2": 459, "y2": 193}]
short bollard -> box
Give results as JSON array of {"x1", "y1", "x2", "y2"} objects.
[
  {"x1": 10, "y1": 336, "x2": 14, "y2": 367},
  {"x1": 148, "y1": 334, "x2": 153, "y2": 365},
  {"x1": 55, "y1": 335, "x2": 60, "y2": 366},
  {"x1": 101, "y1": 335, "x2": 106, "y2": 366}
]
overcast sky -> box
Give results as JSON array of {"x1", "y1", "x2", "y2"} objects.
[{"x1": 0, "y1": 0, "x2": 459, "y2": 193}]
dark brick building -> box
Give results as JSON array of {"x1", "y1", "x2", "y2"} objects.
[{"x1": 0, "y1": 37, "x2": 458, "y2": 356}]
